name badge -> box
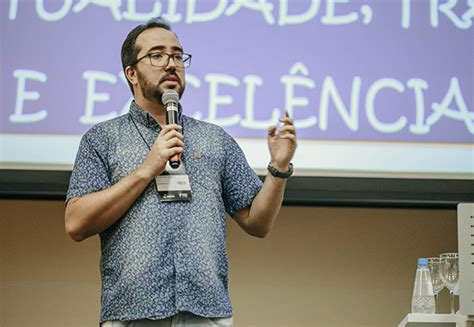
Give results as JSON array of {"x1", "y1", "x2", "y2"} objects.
[{"x1": 155, "y1": 162, "x2": 192, "y2": 202}]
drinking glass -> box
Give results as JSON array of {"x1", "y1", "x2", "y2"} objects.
[
  {"x1": 427, "y1": 257, "x2": 444, "y2": 313},
  {"x1": 439, "y1": 253, "x2": 459, "y2": 313}
]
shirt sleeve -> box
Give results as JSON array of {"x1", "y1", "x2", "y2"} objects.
[
  {"x1": 66, "y1": 128, "x2": 112, "y2": 203},
  {"x1": 221, "y1": 131, "x2": 263, "y2": 216}
]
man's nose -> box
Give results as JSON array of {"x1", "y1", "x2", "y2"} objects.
[{"x1": 164, "y1": 56, "x2": 177, "y2": 70}]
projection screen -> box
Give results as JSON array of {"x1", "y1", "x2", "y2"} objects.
[{"x1": 1, "y1": 0, "x2": 473, "y2": 184}]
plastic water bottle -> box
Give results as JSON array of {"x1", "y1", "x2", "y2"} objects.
[{"x1": 411, "y1": 258, "x2": 436, "y2": 314}]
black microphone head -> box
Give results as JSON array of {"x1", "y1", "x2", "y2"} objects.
[{"x1": 161, "y1": 90, "x2": 179, "y2": 106}]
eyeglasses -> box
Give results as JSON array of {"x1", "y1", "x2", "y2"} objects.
[{"x1": 133, "y1": 52, "x2": 192, "y2": 68}]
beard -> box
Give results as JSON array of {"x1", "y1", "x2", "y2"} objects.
[{"x1": 137, "y1": 69, "x2": 185, "y2": 105}]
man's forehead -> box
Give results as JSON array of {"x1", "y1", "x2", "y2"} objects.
[{"x1": 136, "y1": 27, "x2": 181, "y2": 52}]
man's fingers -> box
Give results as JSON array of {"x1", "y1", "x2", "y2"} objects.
[
  {"x1": 269, "y1": 110, "x2": 297, "y2": 138},
  {"x1": 267, "y1": 125, "x2": 277, "y2": 137},
  {"x1": 167, "y1": 138, "x2": 184, "y2": 148},
  {"x1": 277, "y1": 134, "x2": 296, "y2": 140},
  {"x1": 166, "y1": 146, "x2": 184, "y2": 156},
  {"x1": 161, "y1": 128, "x2": 184, "y2": 141},
  {"x1": 279, "y1": 111, "x2": 294, "y2": 125},
  {"x1": 278, "y1": 125, "x2": 296, "y2": 134},
  {"x1": 161, "y1": 124, "x2": 182, "y2": 136},
  {"x1": 162, "y1": 123, "x2": 182, "y2": 131}
]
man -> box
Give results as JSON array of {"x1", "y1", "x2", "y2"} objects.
[{"x1": 65, "y1": 17, "x2": 296, "y2": 326}]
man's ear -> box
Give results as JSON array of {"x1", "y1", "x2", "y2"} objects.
[{"x1": 125, "y1": 66, "x2": 138, "y2": 86}]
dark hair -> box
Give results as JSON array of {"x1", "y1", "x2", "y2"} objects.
[{"x1": 121, "y1": 17, "x2": 173, "y2": 95}]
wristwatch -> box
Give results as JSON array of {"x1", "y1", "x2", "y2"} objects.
[{"x1": 267, "y1": 162, "x2": 294, "y2": 179}]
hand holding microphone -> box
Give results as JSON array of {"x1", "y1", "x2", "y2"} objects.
[
  {"x1": 140, "y1": 90, "x2": 183, "y2": 179},
  {"x1": 161, "y1": 90, "x2": 181, "y2": 169}
]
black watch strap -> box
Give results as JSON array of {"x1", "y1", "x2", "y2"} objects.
[{"x1": 267, "y1": 162, "x2": 293, "y2": 179}]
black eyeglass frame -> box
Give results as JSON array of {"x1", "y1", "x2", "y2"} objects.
[{"x1": 131, "y1": 52, "x2": 192, "y2": 68}]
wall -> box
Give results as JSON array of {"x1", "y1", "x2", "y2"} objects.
[{"x1": 0, "y1": 200, "x2": 457, "y2": 326}]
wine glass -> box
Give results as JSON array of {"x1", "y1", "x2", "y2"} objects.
[
  {"x1": 427, "y1": 257, "x2": 444, "y2": 313},
  {"x1": 439, "y1": 253, "x2": 459, "y2": 314}
]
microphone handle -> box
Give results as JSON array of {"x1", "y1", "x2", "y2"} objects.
[
  {"x1": 166, "y1": 103, "x2": 178, "y2": 124},
  {"x1": 166, "y1": 103, "x2": 181, "y2": 169}
]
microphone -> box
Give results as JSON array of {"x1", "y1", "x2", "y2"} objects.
[{"x1": 161, "y1": 90, "x2": 181, "y2": 169}]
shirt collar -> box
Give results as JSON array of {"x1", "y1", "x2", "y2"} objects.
[{"x1": 129, "y1": 100, "x2": 183, "y2": 129}]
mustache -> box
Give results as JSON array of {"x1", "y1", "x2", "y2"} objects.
[{"x1": 159, "y1": 73, "x2": 181, "y2": 85}]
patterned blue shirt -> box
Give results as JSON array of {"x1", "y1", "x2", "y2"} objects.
[{"x1": 66, "y1": 101, "x2": 263, "y2": 322}]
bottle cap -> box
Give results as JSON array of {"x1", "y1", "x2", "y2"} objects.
[{"x1": 417, "y1": 258, "x2": 428, "y2": 267}]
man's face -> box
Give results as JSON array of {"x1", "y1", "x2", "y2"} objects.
[{"x1": 134, "y1": 27, "x2": 186, "y2": 104}]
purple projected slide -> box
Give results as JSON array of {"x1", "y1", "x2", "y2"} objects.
[{"x1": 1, "y1": 0, "x2": 473, "y2": 147}]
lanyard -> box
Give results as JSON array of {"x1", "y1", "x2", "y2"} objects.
[{"x1": 130, "y1": 114, "x2": 152, "y2": 151}]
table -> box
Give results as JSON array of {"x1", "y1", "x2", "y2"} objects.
[{"x1": 398, "y1": 314, "x2": 461, "y2": 327}]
